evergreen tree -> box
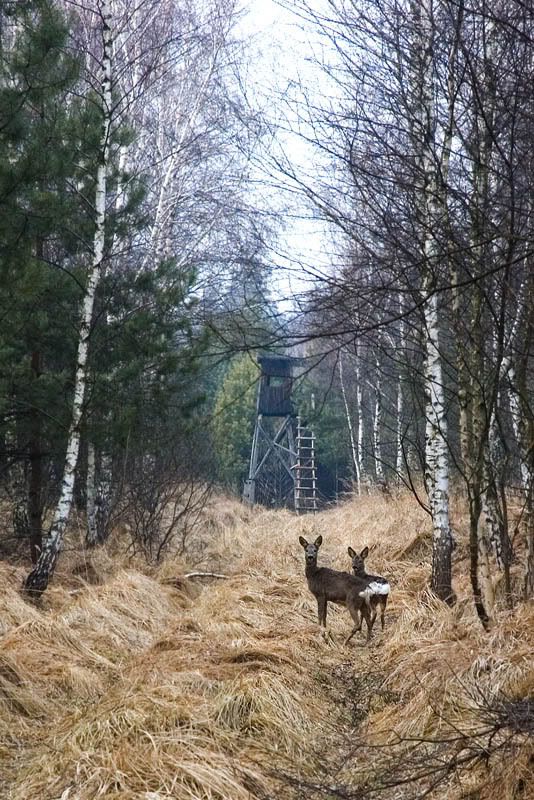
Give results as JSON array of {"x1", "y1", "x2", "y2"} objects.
[{"x1": 211, "y1": 355, "x2": 259, "y2": 490}]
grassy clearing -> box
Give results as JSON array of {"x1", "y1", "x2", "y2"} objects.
[{"x1": 0, "y1": 491, "x2": 532, "y2": 799}]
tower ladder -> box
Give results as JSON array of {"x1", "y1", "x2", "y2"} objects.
[{"x1": 294, "y1": 416, "x2": 318, "y2": 514}]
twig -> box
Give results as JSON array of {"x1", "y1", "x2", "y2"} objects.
[{"x1": 184, "y1": 571, "x2": 228, "y2": 580}]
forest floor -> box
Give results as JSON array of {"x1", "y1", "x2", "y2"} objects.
[{"x1": 0, "y1": 490, "x2": 533, "y2": 800}]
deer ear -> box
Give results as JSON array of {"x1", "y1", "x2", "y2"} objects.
[
  {"x1": 299, "y1": 536, "x2": 308, "y2": 548},
  {"x1": 348, "y1": 546, "x2": 356, "y2": 558},
  {"x1": 360, "y1": 546, "x2": 369, "y2": 559},
  {"x1": 314, "y1": 535, "x2": 323, "y2": 547}
]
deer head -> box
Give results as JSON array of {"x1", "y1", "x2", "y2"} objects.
[
  {"x1": 348, "y1": 545, "x2": 369, "y2": 575},
  {"x1": 299, "y1": 535, "x2": 323, "y2": 566}
]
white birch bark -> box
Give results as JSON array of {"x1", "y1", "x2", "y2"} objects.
[
  {"x1": 396, "y1": 298, "x2": 405, "y2": 482},
  {"x1": 86, "y1": 445, "x2": 113, "y2": 547},
  {"x1": 423, "y1": 287, "x2": 452, "y2": 600},
  {"x1": 507, "y1": 360, "x2": 531, "y2": 491},
  {"x1": 86, "y1": 142, "x2": 128, "y2": 547},
  {"x1": 483, "y1": 365, "x2": 506, "y2": 571},
  {"x1": 86, "y1": 441, "x2": 97, "y2": 544},
  {"x1": 507, "y1": 275, "x2": 534, "y2": 597},
  {"x1": 339, "y1": 351, "x2": 360, "y2": 492},
  {"x1": 396, "y1": 372, "x2": 403, "y2": 481},
  {"x1": 355, "y1": 341, "x2": 364, "y2": 491},
  {"x1": 373, "y1": 354, "x2": 384, "y2": 484},
  {"x1": 25, "y1": 0, "x2": 113, "y2": 595}
]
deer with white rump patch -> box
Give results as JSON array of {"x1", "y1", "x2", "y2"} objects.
[
  {"x1": 299, "y1": 535, "x2": 374, "y2": 643},
  {"x1": 348, "y1": 546, "x2": 390, "y2": 633}
]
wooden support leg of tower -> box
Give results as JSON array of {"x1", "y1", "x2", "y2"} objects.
[{"x1": 243, "y1": 414, "x2": 262, "y2": 504}]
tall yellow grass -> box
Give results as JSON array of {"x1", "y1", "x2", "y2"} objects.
[{"x1": 0, "y1": 491, "x2": 532, "y2": 799}]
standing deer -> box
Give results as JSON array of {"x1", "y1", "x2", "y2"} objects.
[
  {"x1": 299, "y1": 535, "x2": 374, "y2": 643},
  {"x1": 348, "y1": 545, "x2": 390, "y2": 632}
]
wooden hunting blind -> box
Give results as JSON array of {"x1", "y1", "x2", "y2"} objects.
[
  {"x1": 257, "y1": 354, "x2": 294, "y2": 416},
  {"x1": 243, "y1": 354, "x2": 317, "y2": 513}
]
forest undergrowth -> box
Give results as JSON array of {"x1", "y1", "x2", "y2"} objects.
[{"x1": 0, "y1": 491, "x2": 533, "y2": 799}]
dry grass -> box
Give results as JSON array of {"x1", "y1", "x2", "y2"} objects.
[{"x1": 0, "y1": 491, "x2": 532, "y2": 800}]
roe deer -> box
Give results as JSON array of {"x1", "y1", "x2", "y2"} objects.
[
  {"x1": 348, "y1": 546, "x2": 390, "y2": 632},
  {"x1": 299, "y1": 535, "x2": 373, "y2": 643}
]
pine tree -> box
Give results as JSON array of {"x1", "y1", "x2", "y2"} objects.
[{"x1": 0, "y1": 0, "x2": 85, "y2": 562}]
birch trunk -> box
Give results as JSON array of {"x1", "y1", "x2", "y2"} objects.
[
  {"x1": 424, "y1": 289, "x2": 453, "y2": 602},
  {"x1": 396, "y1": 373, "x2": 403, "y2": 482},
  {"x1": 373, "y1": 354, "x2": 384, "y2": 484},
  {"x1": 485, "y1": 404, "x2": 507, "y2": 571},
  {"x1": 86, "y1": 442, "x2": 98, "y2": 545},
  {"x1": 86, "y1": 447, "x2": 113, "y2": 547},
  {"x1": 411, "y1": 0, "x2": 454, "y2": 602},
  {"x1": 396, "y1": 300, "x2": 405, "y2": 482},
  {"x1": 355, "y1": 341, "x2": 364, "y2": 493},
  {"x1": 25, "y1": 0, "x2": 113, "y2": 597},
  {"x1": 85, "y1": 143, "x2": 128, "y2": 547},
  {"x1": 514, "y1": 272, "x2": 534, "y2": 598},
  {"x1": 339, "y1": 352, "x2": 360, "y2": 491}
]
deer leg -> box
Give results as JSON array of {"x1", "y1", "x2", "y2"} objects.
[
  {"x1": 316, "y1": 597, "x2": 334, "y2": 642},
  {"x1": 363, "y1": 603, "x2": 374, "y2": 642},
  {"x1": 357, "y1": 592, "x2": 373, "y2": 632},
  {"x1": 344, "y1": 625, "x2": 359, "y2": 645},
  {"x1": 370, "y1": 600, "x2": 378, "y2": 630},
  {"x1": 345, "y1": 601, "x2": 365, "y2": 645},
  {"x1": 317, "y1": 597, "x2": 327, "y2": 627},
  {"x1": 380, "y1": 598, "x2": 387, "y2": 630}
]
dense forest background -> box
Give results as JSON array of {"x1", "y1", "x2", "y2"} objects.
[{"x1": 0, "y1": 0, "x2": 533, "y2": 622}]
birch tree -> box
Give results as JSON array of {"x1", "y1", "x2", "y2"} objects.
[
  {"x1": 25, "y1": 0, "x2": 114, "y2": 595},
  {"x1": 78, "y1": 0, "x2": 256, "y2": 545},
  {"x1": 81, "y1": 0, "x2": 183, "y2": 546},
  {"x1": 338, "y1": 351, "x2": 361, "y2": 491}
]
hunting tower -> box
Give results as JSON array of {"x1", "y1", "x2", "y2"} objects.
[{"x1": 243, "y1": 354, "x2": 317, "y2": 513}]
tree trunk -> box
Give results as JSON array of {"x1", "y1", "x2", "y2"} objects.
[
  {"x1": 86, "y1": 441, "x2": 98, "y2": 546},
  {"x1": 409, "y1": 0, "x2": 454, "y2": 603},
  {"x1": 28, "y1": 350, "x2": 43, "y2": 564},
  {"x1": 86, "y1": 444, "x2": 113, "y2": 547},
  {"x1": 96, "y1": 451, "x2": 112, "y2": 542},
  {"x1": 469, "y1": 494, "x2": 491, "y2": 629},
  {"x1": 24, "y1": 0, "x2": 113, "y2": 597},
  {"x1": 425, "y1": 291, "x2": 453, "y2": 603},
  {"x1": 395, "y1": 294, "x2": 406, "y2": 483},
  {"x1": 355, "y1": 341, "x2": 364, "y2": 493},
  {"x1": 373, "y1": 354, "x2": 384, "y2": 484},
  {"x1": 339, "y1": 351, "x2": 360, "y2": 491}
]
